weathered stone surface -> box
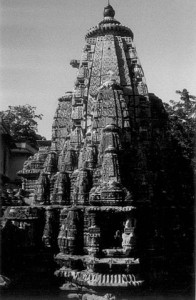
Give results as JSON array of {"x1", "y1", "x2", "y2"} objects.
[{"x1": 2, "y1": 3, "x2": 173, "y2": 290}]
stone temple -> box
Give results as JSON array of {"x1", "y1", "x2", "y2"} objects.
[{"x1": 2, "y1": 4, "x2": 176, "y2": 290}]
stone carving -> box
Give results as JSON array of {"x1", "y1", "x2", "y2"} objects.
[
  {"x1": 58, "y1": 208, "x2": 82, "y2": 255},
  {"x1": 34, "y1": 172, "x2": 50, "y2": 204},
  {"x1": 70, "y1": 59, "x2": 80, "y2": 68},
  {"x1": 115, "y1": 37, "x2": 131, "y2": 86},
  {"x1": 86, "y1": 212, "x2": 100, "y2": 256},
  {"x1": 76, "y1": 168, "x2": 91, "y2": 205},
  {"x1": 133, "y1": 63, "x2": 143, "y2": 79},
  {"x1": 101, "y1": 36, "x2": 119, "y2": 82},
  {"x1": 3, "y1": 3, "x2": 170, "y2": 290},
  {"x1": 42, "y1": 207, "x2": 55, "y2": 248},
  {"x1": 51, "y1": 171, "x2": 70, "y2": 205},
  {"x1": 122, "y1": 218, "x2": 136, "y2": 253}
]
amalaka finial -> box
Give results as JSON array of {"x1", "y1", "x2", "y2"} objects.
[{"x1": 104, "y1": 1, "x2": 115, "y2": 18}]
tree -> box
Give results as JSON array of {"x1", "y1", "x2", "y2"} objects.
[
  {"x1": 158, "y1": 90, "x2": 195, "y2": 275},
  {"x1": 0, "y1": 104, "x2": 45, "y2": 147},
  {"x1": 161, "y1": 88, "x2": 195, "y2": 212},
  {"x1": 175, "y1": 89, "x2": 196, "y2": 118},
  {"x1": 164, "y1": 89, "x2": 196, "y2": 161}
]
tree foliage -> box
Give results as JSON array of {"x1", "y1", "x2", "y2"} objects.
[
  {"x1": 160, "y1": 89, "x2": 195, "y2": 263},
  {"x1": 162, "y1": 89, "x2": 195, "y2": 208},
  {"x1": 164, "y1": 89, "x2": 196, "y2": 161},
  {"x1": 0, "y1": 104, "x2": 45, "y2": 147}
]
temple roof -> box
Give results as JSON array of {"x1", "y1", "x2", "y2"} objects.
[{"x1": 85, "y1": 4, "x2": 133, "y2": 39}]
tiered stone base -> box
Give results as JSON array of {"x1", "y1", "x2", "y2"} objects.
[
  {"x1": 55, "y1": 254, "x2": 144, "y2": 288},
  {"x1": 55, "y1": 268, "x2": 144, "y2": 287}
]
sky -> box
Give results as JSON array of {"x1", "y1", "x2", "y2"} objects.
[{"x1": 1, "y1": 0, "x2": 196, "y2": 139}]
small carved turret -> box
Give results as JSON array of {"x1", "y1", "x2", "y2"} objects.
[
  {"x1": 101, "y1": 146, "x2": 120, "y2": 182},
  {"x1": 76, "y1": 168, "x2": 91, "y2": 205},
  {"x1": 51, "y1": 171, "x2": 70, "y2": 205},
  {"x1": 58, "y1": 208, "x2": 82, "y2": 255}
]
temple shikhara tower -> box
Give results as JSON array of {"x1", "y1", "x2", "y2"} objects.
[{"x1": 3, "y1": 4, "x2": 172, "y2": 289}]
